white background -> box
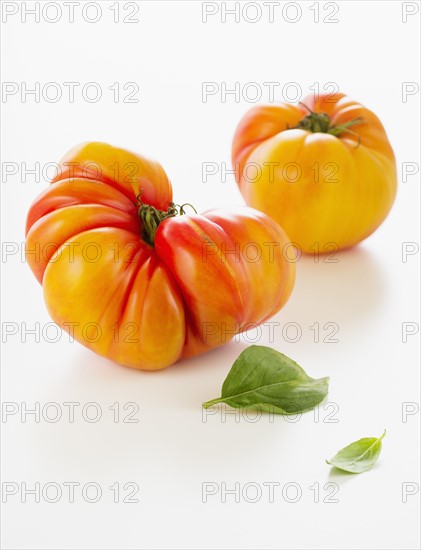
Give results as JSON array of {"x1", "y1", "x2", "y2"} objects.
[{"x1": 1, "y1": 1, "x2": 420, "y2": 549}]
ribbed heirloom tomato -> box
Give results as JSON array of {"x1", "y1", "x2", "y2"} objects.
[
  {"x1": 25, "y1": 143, "x2": 295, "y2": 370},
  {"x1": 232, "y1": 93, "x2": 397, "y2": 253}
]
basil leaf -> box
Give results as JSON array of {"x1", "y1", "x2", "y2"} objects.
[
  {"x1": 203, "y1": 345, "x2": 329, "y2": 414},
  {"x1": 326, "y1": 431, "x2": 386, "y2": 474}
]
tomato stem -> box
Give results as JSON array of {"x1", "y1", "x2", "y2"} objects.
[
  {"x1": 294, "y1": 103, "x2": 364, "y2": 145},
  {"x1": 134, "y1": 194, "x2": 196, "y2": 247}
]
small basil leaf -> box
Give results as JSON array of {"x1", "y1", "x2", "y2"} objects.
[
  {"x1": 326, "y1": 430, "x2": 386, "y2": 474},
  {"x1": 203, "y1": 345, "x2": 329, "y2": 414}
]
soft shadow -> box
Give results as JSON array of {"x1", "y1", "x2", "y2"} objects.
[
  {"x1": 326, "y1": 461, "x2": 383, "y2": 486},
  {"x1": 327, "y1": 466, "x2": 358, "y2": 487},
  {"x1": 55, "y1": 339, "x2": 250, "y2": 410},
  {"x1": 286, "y1": 245, "x2": 386, "y2": 326}
]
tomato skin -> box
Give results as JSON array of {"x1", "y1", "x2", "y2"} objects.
[
  {"x1": 51, "y1": 142, "x2": 173, "y2": 210},
  {"x1": 232, "y1": 93, "x2": 397, "y2": 252},
  {"x1": 26, "y1": 143, "x2": 295, "y2": 370},
  {"x1": 155, "y1": 207, "x2": 294, "y2": 359}
]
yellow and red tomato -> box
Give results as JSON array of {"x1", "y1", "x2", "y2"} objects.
[
  {"x1": 232, "y1": 93, "x2": 397, "y2": 253},
  {"x1": 26, "y1": 142, "x2": 295, "y2": 370}
]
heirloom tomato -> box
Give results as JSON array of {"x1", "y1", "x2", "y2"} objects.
[
  {"x1": 25, "y1": 143, "x2": 295, "y2": 370},
  {"x1": 232, "y1": 93, "x2": 397, "y2": 253}
]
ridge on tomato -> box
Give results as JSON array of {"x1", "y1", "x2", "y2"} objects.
[
  {"x1": 25, "y1": 142, "x2": 295, "y2": 370},
  {"x1": 232, "y1": 93, "x2": 397, "y2": 253}
]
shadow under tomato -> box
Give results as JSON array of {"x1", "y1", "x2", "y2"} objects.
[{"x1": 285, "y1": 244, "x2": 386, "y2": 327}]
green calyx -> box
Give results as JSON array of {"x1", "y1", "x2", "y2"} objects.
[
  {"x1": 135, "y1": 194, "x2": 196, "y2": 247},
  {"x1": 293, "y1": 103, "x2": 364, "y2": 144}
]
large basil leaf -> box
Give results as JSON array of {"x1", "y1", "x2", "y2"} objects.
[{"x1": 203, "y1": 345, "x2": 329, "y2": 415}]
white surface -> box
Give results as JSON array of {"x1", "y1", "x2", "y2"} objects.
[{"x1": 1, "y1": 1, "x2": 420, "y2": 549}]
